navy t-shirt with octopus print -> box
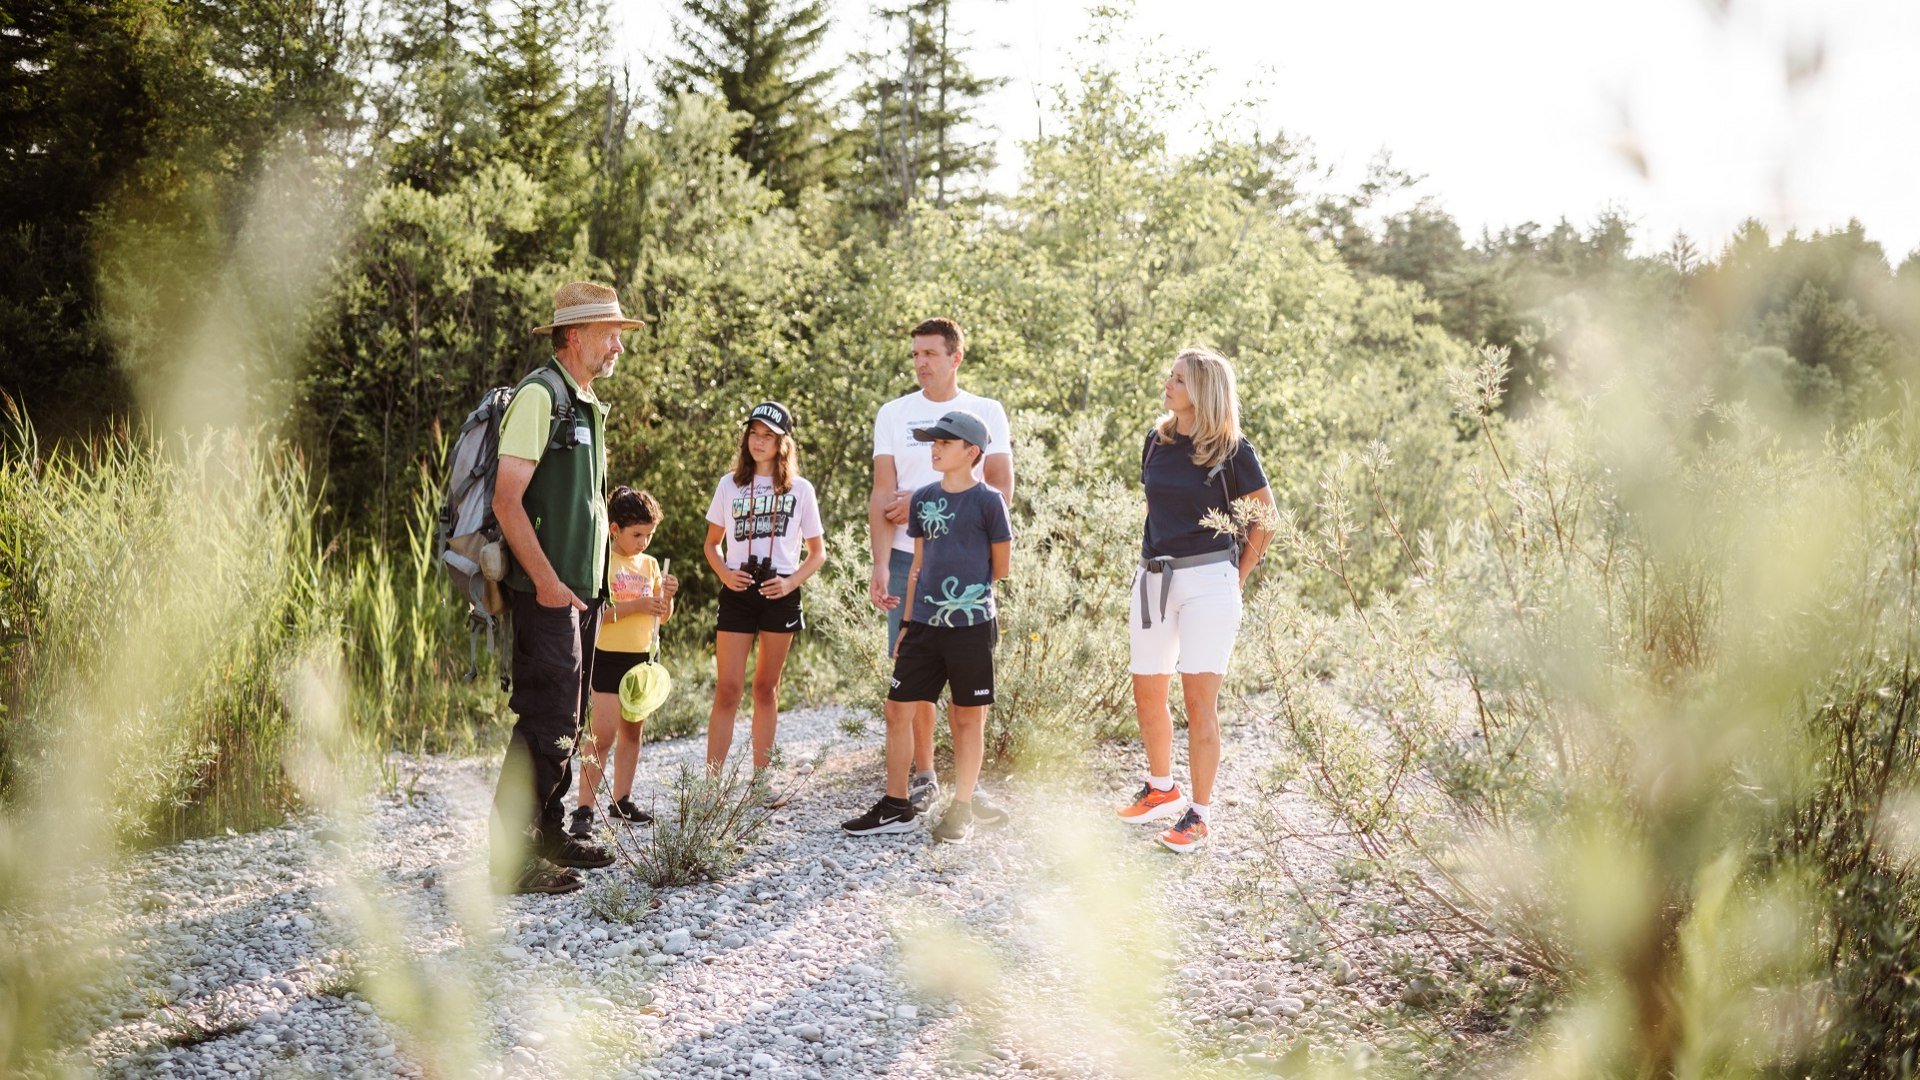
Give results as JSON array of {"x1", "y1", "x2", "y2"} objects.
[{"x1": 905, "y1": 481, "x2": 1013, "y2": 628}]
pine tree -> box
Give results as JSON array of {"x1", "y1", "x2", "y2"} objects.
[
  {"x1": 849, "y1": 0, "x2": 1003, "y2": 223},
  {"x1": 659, "y1": 0, "x2": 844, "y2": 204}
]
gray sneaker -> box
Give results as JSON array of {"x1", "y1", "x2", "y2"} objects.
[
  {"x1": 932, "y1": 800, "x2": 974, "y2": 844},
  {"x1": 971, "y1": 786, "x2": 1010, "y2": 828},
  {"x1": 908, "y1": 772, "x2": 940, "y2": 815}
]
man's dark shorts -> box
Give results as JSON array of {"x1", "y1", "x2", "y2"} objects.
[
  {"x1": 508, "y1": 589, "x2": 599, "y2": 754},
  {"x1": 888, "y1": 619, "x2": 996, "y2": 706},
  {"x1": 716, "y1": 583, "x2": 805, "y2": 635}
]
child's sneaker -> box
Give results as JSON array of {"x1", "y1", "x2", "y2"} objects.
[
  {"x1": 607, "y1": 796, "x2": 654, "y2": 825},
  {"x1": 970, "y1": 786, "x2": 1010, "y2": 828},
  {"x1": 842, "y1": 796, "x2": 917, "y2": 836},
  {"x1": 932, "y1": 800, "x2": 975, "y2": 844},
  {"x1": 1157, "y1": 808, "x2": 1208, "y2": 853},
  {"x1": 1117, "y1": 782, "x2": 1186, "y2": 823},
  {"x1": 908, "y1": 772, "x2": 940, "y2": 815},
  {"x1": 568, "y1": 805, "x2": 598, "y2": 839}
]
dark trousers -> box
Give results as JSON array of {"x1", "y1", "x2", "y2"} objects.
[{"x1": 492, "y1": 587, "x2": 599, "y2": 865}]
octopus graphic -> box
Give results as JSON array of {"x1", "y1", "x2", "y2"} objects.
[
  {"x1": 916, "y1": 496, "x2": 953, "y2": 539},
  {"x1": 925, "y1": 575, "x2": 991, "y2": 627}
]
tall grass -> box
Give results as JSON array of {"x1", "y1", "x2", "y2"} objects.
[
  {"x1": 1237, "y1": 342, "x2": 1920, "y2": 1072},
  {"x1": 0, "y1": 403, "x2": 339, "y2": 838}
]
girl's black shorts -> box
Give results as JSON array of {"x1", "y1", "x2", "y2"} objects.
[
  {"x1": 590, "y1": 648, "x2": 654, "y2": 695},
  {"x1": 715, "y1": 584, "x2": 805, "y2": 635}
]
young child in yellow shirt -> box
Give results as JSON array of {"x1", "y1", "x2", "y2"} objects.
[{"x1": 571, "y1": 487, "x2": 676, "y2": 835}]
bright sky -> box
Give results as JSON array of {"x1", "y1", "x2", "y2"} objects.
[{"x1": 609, "y1": 0, "x2": 1920, "y2": 261}]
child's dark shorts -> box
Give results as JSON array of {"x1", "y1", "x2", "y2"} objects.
[
  {"x1": 888, "y1": 619, "x2": 997, "y2": 705},
  {"x1": 590, "y1": 648, "x2": 654, "y2": 695},
  {"x1": 715, "y1": 583, "x2": 805, "y2": 635}
]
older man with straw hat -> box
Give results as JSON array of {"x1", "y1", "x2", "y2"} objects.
[{"x1": 491, "y1": 280, "x2": 644, "y2": 895}]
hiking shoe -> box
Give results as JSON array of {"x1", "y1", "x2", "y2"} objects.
[
  {"x1": 568, "y1": 805, "x2": 597, "y2": 839},
  {"x1": 1157, "y1": 808, "x2": 1209, "y2": 854},
  {"x1": 1117, "y1": 782, "x2": 1186, "y2": 824},
  {"x1": 932, "y1": 800, "x2": 975, "y2": 844},
  {"x1": 607, "y1": 796, "x2": 654, "y2": 825},
  {"x1": 499, "y1": 859, "x2": 582, "y2": 896},
  {"x1": 908, "y1": 772, "x2": 940, "y2": 815},
  {"x1": 970, "y1": 786, "x2": 1010, "y2": 828},
  {"x1": 540, "y1": 835, "x2": 614, "y2": 869},
  {"x1": 842, "y1": 797, "x2": 917, "y2": 836}
]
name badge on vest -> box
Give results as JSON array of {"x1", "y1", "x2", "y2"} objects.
[{"x1": 573, "y1": 421, "x2": 593, "y2": 447}]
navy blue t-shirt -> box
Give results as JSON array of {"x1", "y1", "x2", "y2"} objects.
[
  {"x1": 906, "y1": 481, "x2": 1013, "y2": 627},
  {"x1": 1141, "y1": 431, "x2": 1268, "y2": 558}
]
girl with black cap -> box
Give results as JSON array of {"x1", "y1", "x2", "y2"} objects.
[{"x1": 701, "y1": 402, "x2": 827, "y2": 797}]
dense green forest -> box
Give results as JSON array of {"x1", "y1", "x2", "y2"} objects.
[{"x1": 8, "y1": 0, "x2": 1920, "y2": 1072}]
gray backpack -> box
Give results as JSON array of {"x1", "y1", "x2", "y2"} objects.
[{"x1": 437, "y1": 366, "x2": 575, "y2": 683}]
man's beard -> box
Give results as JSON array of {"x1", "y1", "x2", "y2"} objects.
[{"x1": 597, "y1": 353, "x2": 619, "y2": 379}]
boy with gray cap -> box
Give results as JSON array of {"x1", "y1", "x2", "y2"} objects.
[{"x1": 844, "y1": 409, "x2": 1012, "y2": 842}]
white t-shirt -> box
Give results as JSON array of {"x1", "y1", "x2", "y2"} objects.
[
  {"x1": 872, "y1": 390, "x2": 1013, "y2": 554},
  {"x1": 705, "y1": 474, "x2": 824, "y2": 575}
]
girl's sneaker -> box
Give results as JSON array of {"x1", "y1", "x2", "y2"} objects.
[
  {"x1": 1157, "y1": 808, "x2": 1208, "y2": 853},
  {"x1": 568, "y1": 805, "x2": 598, "y2": 839},
  {"x1": 970, "y1": 787, "x2": 1010, "y2": 828},
  {"x1": 608, "y1": 796, "x2": 654, "y2": 825},
  {"x1": 1117, "y1": 782, "x2": 1186, "y2": 823}
]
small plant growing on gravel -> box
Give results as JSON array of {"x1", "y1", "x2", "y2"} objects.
[
  {"x1": 612, "y1": 759, "x2": 777, "y2": 888},
  {"x1": 582, "y1": 874, "x2": 654, "y2": 925}
]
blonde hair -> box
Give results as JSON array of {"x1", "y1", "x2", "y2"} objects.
[{"x1": 1154, "y1": 347, "x2": 1243, "y2": 469}]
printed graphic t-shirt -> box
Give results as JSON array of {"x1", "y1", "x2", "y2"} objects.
[
  {"x1": 704, "y1": 474, "x2": 824, "y2": 575},
  {"x1": 873, "y1": 390, "x2": 1013, "y2": 554},
  {"x1": 1141, "y1": 432, "x2": 1269, "y2": 559},
  {"x1": 906, "y1": 482, "x2": 1013, "y2": 627},
  {"x1": 599, "y1": 550, "x2": 663, "y2": 653}
]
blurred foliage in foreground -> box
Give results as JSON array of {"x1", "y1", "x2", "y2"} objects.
[
  {"x1": 7, "y1": 0, "x2": 1920, "y2": 1074},
  {"x1": 1236, "y1": 332, "x2": 1920, "y2": 1071}
]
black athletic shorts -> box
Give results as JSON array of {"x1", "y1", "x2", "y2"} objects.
[
  {"x1": 888, "y1": 620, "x2": 997, "y2": 705},
  {"x1": 715, "y1": 583, "x2": 805, "y2": 635},
  {"x1": 589, "y1": 648, "x2": 655, "y2": 695}
]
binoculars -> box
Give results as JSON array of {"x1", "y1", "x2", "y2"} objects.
[{"x1": 744, "y1": 555, "x2": 777, "y2": 584}]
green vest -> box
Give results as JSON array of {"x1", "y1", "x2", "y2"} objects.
[{"x1": 504, "y1": 362, "x2": 610, "y2": 598}]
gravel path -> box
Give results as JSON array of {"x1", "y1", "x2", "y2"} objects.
[{"x1": 65, "y1": 703, "x2": 1457, "y2": 1078}]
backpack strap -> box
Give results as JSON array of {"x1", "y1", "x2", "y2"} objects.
[
  {"x1": 1139, "y1": 428, "x2": 1157, "y2": 486},
  {"x1": 525, "y1": 365, "x2": 579, "y2": 451},
  {"x1": 1208, "y1": 442, "x2": 1243, "y2": 560}
]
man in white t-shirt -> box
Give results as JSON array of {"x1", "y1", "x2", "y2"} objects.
[{"x1": 868, "y1": 317, "x2": 1014, "y2": 820}]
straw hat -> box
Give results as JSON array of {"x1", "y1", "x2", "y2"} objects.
[{"x1": 529, "y1": 281, "x2": 645, "y2": 335}]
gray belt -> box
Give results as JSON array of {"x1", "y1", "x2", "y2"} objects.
[{"x1": 1137, "y1": 548, "x2": 1237, "y2": 629}]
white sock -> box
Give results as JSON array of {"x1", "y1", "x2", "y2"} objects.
[
  {"x1": 913, "y1": 769, "x2": 937, "y2": 785},
  {"x1": 1189, "y1": 802, "x2": 1210, "y2": 821},
  {"x1": 1148, "y1": 774, "x2": 1174, "y2": 791}
]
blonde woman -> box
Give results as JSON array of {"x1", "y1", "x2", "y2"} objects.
[{"x1": 1117, "y1": 348, "x2": 1274, "y2": 852}]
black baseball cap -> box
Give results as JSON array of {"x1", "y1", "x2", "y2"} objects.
[
  {"x1": 747, "y1": 401, "x2": 793, "y2": 435},
  {"x1": 911, "y1": 409, "x2": 990, "y2": 449}
]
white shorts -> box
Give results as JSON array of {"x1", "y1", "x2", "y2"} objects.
[{"x1": 1128, "y1": 560, "x2": 1243, "y2": 676}]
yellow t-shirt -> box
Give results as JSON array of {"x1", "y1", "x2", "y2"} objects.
[{"x1": 599, "y1": 550, "x2": 662, "y2": 653}]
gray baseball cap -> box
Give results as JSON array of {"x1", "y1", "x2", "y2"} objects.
[{"x1": 911, "y1": 409, "x2": 991, "y2": 449}]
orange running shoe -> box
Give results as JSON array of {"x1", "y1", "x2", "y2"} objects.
[
  {"x1": 1157, "y1": 808, "x2": 1208, "y2": 853},
  {"x1": 1117, "y1": 781, "x2": 1186, "y2": 823}
]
